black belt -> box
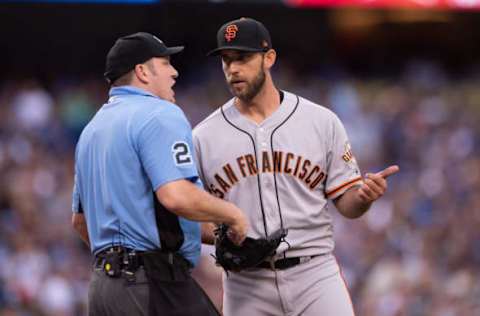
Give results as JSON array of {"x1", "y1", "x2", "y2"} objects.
[
  {"x1": 258, "y1": 255, "x2": 319, "y2": 270},
  {"x1": 94, "y1": 246, "x2": 147, "y2": 275},
  {"x1": 94, "y1": 246, "x2": 190, "y2": 274}
]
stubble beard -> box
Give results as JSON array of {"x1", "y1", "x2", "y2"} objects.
[{"x1": 229, "y1": 67, "x2": 266, "y2": 103}]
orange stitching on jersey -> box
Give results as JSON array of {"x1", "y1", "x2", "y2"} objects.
[{"x1": 326, "y1": 177, "x2": 362, "y2": 198}]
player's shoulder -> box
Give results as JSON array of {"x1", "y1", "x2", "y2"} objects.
[
  {"x1": 193, "y1": 98, "x2": 234, "y2": 138},
  {"x1": 285, "y1": 91, "x2": 339, "y2": 121}
]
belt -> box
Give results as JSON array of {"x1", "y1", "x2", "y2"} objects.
[
  {"x1": 258, "y1": 255, "x2": 319, "y2": 270},
  {"x1": 94, "y1": 246, "x2": 145, "y2": 272},
  {"x1": 93, "y1": 246, "x2": 191, "y2": 272}
]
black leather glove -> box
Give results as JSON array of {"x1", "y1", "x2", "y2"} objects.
[{"x1": 213, "y1": 224, "x2": 287, "y2": 273}]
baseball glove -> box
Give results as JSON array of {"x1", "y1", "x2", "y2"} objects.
[{"x1": 213, "y1": 224, "x2": 288, "y2": 273}]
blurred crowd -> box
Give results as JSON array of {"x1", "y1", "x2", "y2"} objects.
[{"x1": 0, "y1": 60, "x2": 479, "y2": 316}]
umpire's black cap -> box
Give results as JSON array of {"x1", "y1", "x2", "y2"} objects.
[
  {"x1": 104, "y1": 32, "x2": 184, "y2": 83},
  {"x1": 207, "y1": 18, "x2": 272, "y2": 56}
]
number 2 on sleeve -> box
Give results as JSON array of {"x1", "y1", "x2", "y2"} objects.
[{"x1": 172, "y1": 142, "x2": 193, "y2": 166}]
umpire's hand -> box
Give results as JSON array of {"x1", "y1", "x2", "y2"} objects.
[{"x1": 226, "y1": 206, "x2": 249, "y2": 246}]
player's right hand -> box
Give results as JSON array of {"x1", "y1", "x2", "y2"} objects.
[
  {"x1": 358, "y1": 165, "x2": 400, "y2": 203},
  {"x1": 227, "y1": 207, "x2": 249, "y2": 246}
]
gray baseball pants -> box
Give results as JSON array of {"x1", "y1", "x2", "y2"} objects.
[{"x1": 223, "y1": 253, "x2": 355, "y2": 316}]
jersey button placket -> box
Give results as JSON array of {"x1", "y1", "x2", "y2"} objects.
[
  {"x1": 257, "y1": 127, "x2": 267, "y2": 148},
  {"x1": 257, "y1": 126, "x2": 269, "y2": 185},
  {"x1": 256, "y1": 127, "x2": 272, "y2": 222}
]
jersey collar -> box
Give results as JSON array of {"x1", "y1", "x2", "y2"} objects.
[
  {"x1": 109, "y1": 85, "x2": 159, "y2": 99},
  {"x1": 224, "y1": 90, "x2": 297, "y2": 130}
]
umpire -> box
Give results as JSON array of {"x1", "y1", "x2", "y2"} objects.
[{"x1": 71, "y1": 32, "x2": 248, "y2": 316}]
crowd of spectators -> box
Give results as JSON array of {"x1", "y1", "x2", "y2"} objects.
[{"x1": 0, "y1": 60, "x2": 479, "y2": 315}]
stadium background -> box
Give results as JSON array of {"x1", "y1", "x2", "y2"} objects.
[{"x1": 0, "y1": 1, "x2": 479, "y2": 315}]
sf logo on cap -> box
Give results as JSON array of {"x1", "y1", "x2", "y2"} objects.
[{"x1": 225, "y1": 24, "x2": 238, "y2": 42}]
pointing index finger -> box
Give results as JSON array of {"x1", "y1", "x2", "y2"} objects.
[{"x1": 378, "y1": 165, "x2": 400, "y2": 179}]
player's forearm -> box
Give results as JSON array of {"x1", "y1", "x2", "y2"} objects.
[
  {"x1": 72, "y1": 213, "x2": 91, "y2": 247},
  {"x1": 333, "y1": 186, "x2": 372, "y2": 219},
  {"x1": 201, "y1": 223, "x2": 216, "y2": 245},
  {"x1": 156, "y1": 179, "x2": 242, "y2": 225}
]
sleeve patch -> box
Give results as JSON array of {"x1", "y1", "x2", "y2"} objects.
[
  {"x1": 342, "y1": 142, "x2": 356, "y2": 164},
  {"x1": 172, "y1": 141, "x2": 193, "y2": 166}
]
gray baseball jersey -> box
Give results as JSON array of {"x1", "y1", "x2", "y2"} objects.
[{"x1": 193, "y1": 90, "x2": 362, "y2": 259}]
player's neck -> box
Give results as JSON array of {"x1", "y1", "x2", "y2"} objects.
[{"x1": 235, "y1": 79, "x2": 280, "y2": 124}]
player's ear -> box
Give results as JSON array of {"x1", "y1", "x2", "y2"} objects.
[
  {"x1": 134, "y1": 63, "x2": 149, "y2": 84},
  {"x1": 263, "y1": 49, "x2": 276, "y2": 70}
]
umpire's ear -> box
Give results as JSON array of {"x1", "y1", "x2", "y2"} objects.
[
  {"x1": 134, "y1": 63, "x2": 150, "y2": 84},
  {"x1": 263, "y1": 49, "x2": 276, "y2": 70}
]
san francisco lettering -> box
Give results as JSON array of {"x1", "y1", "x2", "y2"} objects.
[{"x1": 208, "y1": 151, "x2": 326, "y2": 196}]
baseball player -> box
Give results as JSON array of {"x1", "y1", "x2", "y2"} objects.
[{"x1": 193, "y1": 18, "x2": 399, "y2": 316}]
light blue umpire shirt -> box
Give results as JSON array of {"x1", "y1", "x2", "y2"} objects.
[{"x1": 72, "y1": 86, "x2": 202, "y2": 266}]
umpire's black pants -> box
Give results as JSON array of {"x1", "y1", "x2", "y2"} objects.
[{"x1": 88, "y1": 265, "x2": 219, "y2": 316}]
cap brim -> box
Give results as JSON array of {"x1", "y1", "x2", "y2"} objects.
[
  {"x1": 162, "y1": 46, "x2": 184, "y2": 56},
  {"x1": 207, "y1": 46, "x2": 264, "y2": 57}
]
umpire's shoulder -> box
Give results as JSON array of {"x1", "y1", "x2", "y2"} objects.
[
  {"x1": 142, "y1": 98, "x2": 187, "y2": 118},
  {"x1": 148, "y1": 98, "x2": 184, "y2": 114}
]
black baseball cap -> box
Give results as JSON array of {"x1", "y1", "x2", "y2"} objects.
[
  {"x1": 207, "y1": 18, "x2": 272, "y2": 56},
  {"x1": 104, "y1": 32, "x2": 184, "y2": 83}
]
